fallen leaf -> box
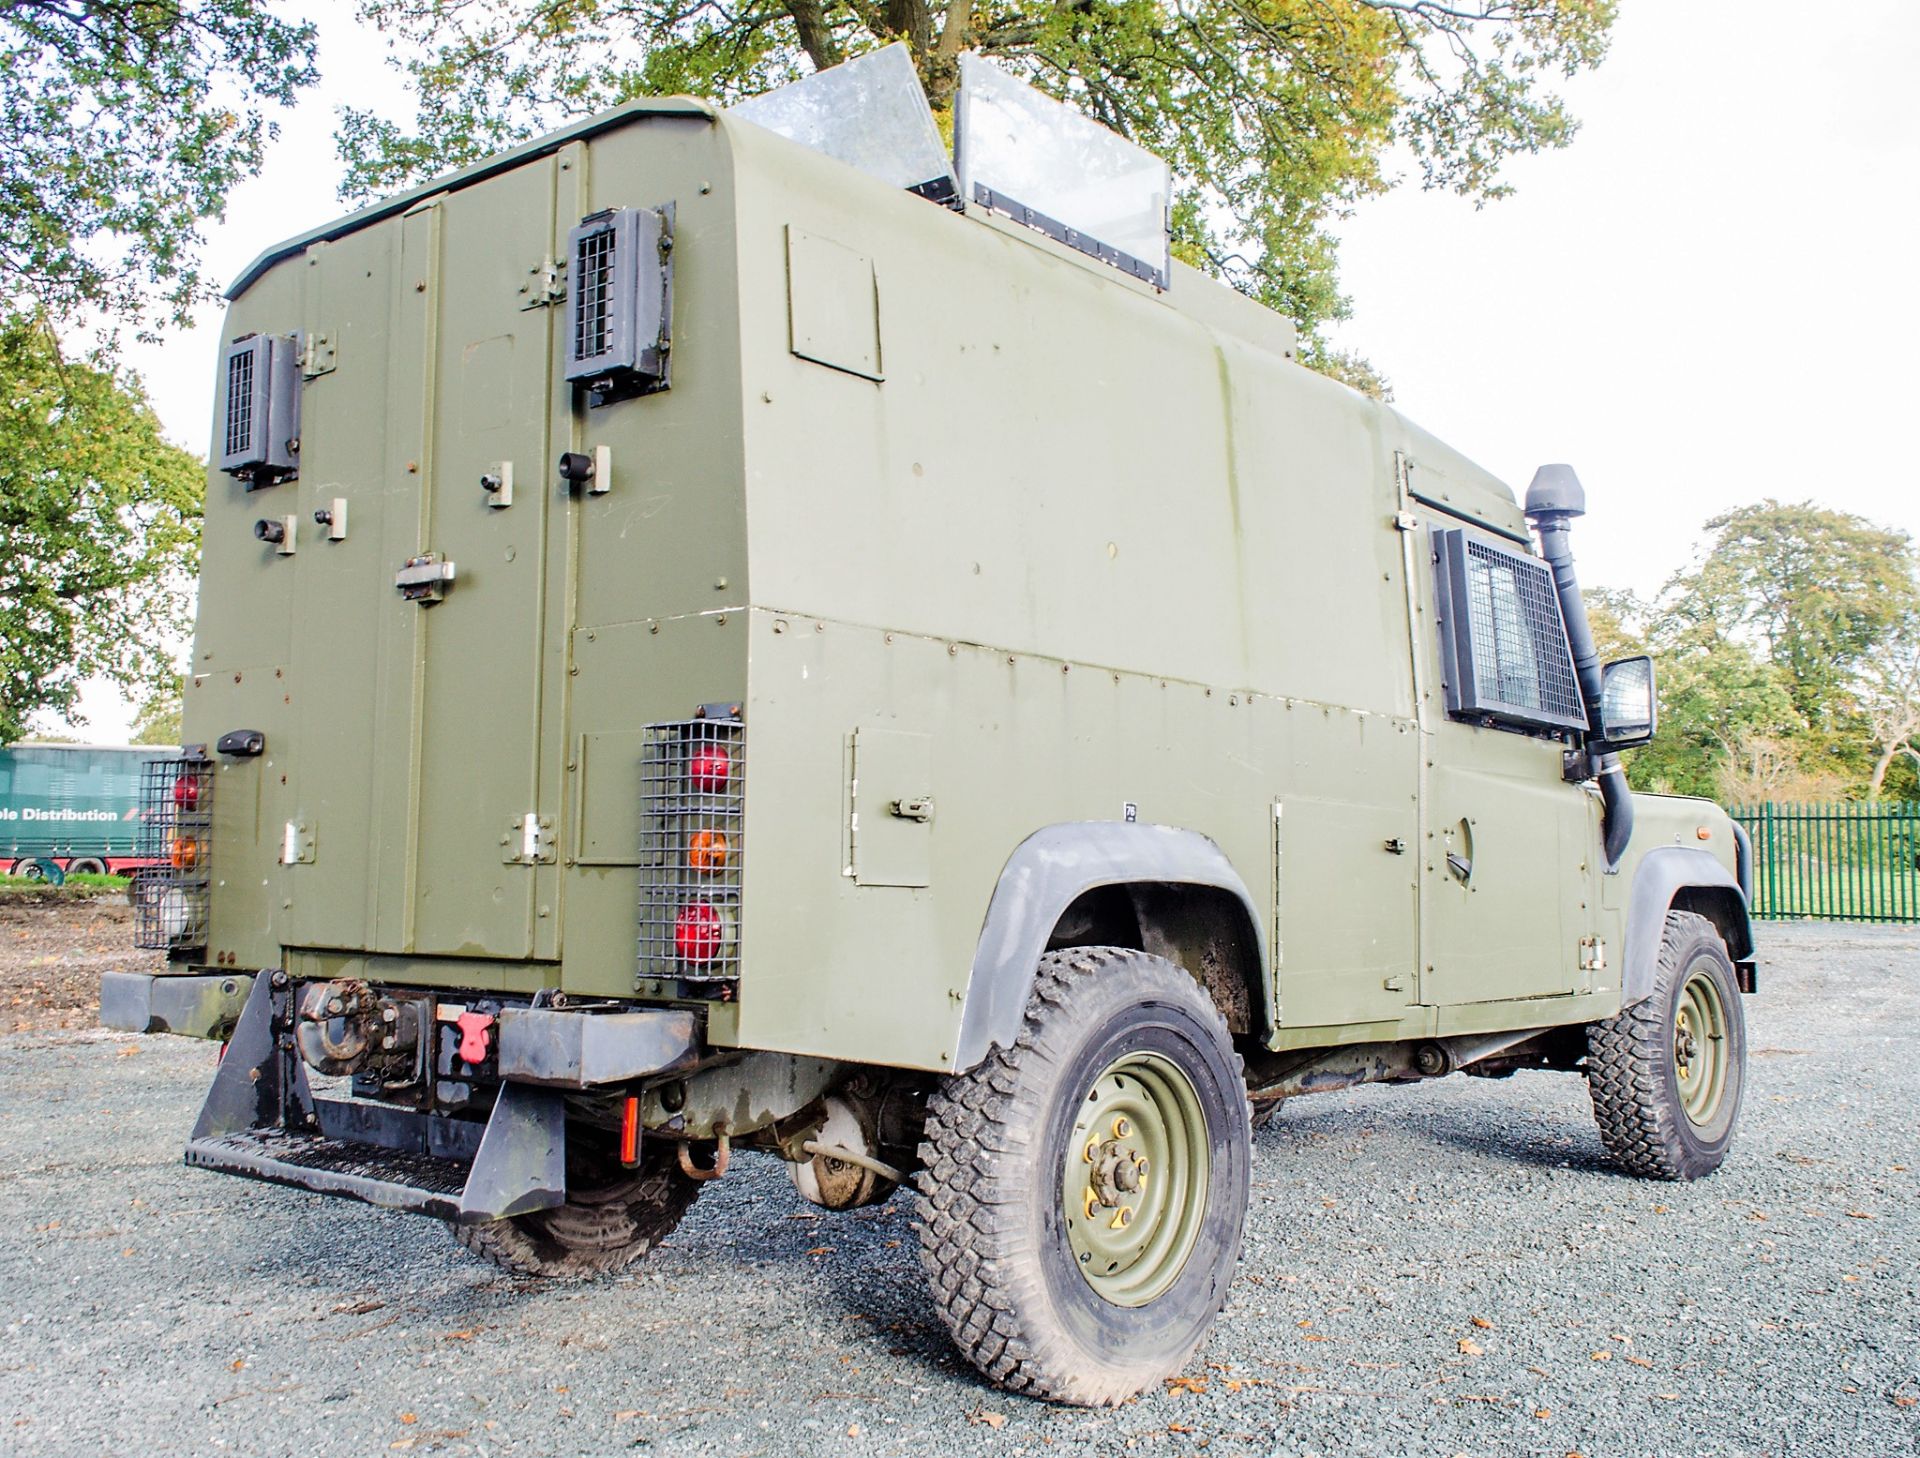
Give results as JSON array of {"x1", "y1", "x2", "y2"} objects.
[
  {"x1": 613, "y1": 1410, "x2": 643, "y2": 1421},
  {"x1": 1893, "y1": 1395, "x2": 1917, "y2": 1410},
  {"x1": 1845, "y1": 1211, "x2": 1875, "y2": 1220},
  {"x1": 399, "y1": 1414, "x2": 417, "y2": 1425},
  {"x1": 1626, "y1": 1356, "x2": 1653, "y2": 1369},
  {"x1": 1590, "y1": 1351, "x2": 1612, "y2": 1362},
  {"x1": 333, "y1": 1300, "x2": 383, "y2": 1316},
  {"x1": 444, "y1": 1328, "x2": 479, "y2": 1341},
  {"x1": 1168, "y1": 1423, "x2": 1194, "y2": 1434},
  {"x1": 1470, "y1": 1316, "x2": 1494, "y2": 1330},
  {"x1": 1166, "y1": 1376, "x2": 1209, "y2": 1395},
  {"x1": 1534, "y1": 1409, "x2": 1551, "y2": 1420},
  {"x1": 846, "y1": 1425, "x2": 861, "y2": 1438},
  {"x1": 1652, "y1": 1204, "x2": 1669, "y2": 1214},
  {"x1": 884, "y1": 1240, "x2": 901, "y2": 1249},
  {"x1": 116, "y1": 1045, "x2": 140, "y2": 1057},
  {"x1": 805, "y1": 1246, "x2": 834, "y2": 1256},
  {"x1": 1457, "y1": 1339, "x2": 1484, "y2": 1357},
  {"x1": 389, "y1": 1442, "x2": 415, "y2": 1453},
  {"x1": 971, "y1": 1410, "x2": 1007, "y2": 1430},
  {"x1": 1301, "y1": 1333, "x2": 1329, "y2": 1342},
  {"x1": 1655, "y1": 1393, "x2": 1679, "y2": 1401}
]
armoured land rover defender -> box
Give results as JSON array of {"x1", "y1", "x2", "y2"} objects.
[{"x1": 102, "y1": 48, "x2": 1756, "y2": 1405}]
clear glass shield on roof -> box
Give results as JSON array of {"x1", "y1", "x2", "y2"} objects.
[
  {"x1": 729, "y1": 43, "x2": 958, "y2": 203},
  {"x1": 953, "y1": 54, "x2": 1171, "y2": 288}
]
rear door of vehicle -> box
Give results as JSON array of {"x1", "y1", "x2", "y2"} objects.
[{"x1": 288, "y1": 158, "x2": 561, "y2": 960}]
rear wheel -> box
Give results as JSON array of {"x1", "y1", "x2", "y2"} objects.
[
  {"x1": 1586, "y1": 911, "x2": 1747, "y2": 1180},
  {"x1": 449, "y1": 1130, "x2": 702, "y2": 1278},
  {"x1": 915, "y1": 947, "x2": 1250, "y2": 1405},
  {"x1": 66, "y1": 857, "x2": 107, "y2": 876}
]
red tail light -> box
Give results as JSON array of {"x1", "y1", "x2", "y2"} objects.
[
  {"x1": 688, "y1": 745, "x2": 731, "y2": 793},
  {"x1": 172, "y1": 774, "x2": 202, "y2": 808},
  {"x1": 620, "y1": 1096, "x2": 640, "y2": 1166},
  {"x1": 674, "y1": 902, "x2": 723, "y2": 963}
]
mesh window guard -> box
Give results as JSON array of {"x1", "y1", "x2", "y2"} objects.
[{"x1": 1434, "y1": 528, "x2": 1587, "y2": 733}]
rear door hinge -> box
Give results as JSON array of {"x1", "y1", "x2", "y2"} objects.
[
  {"x1": 519, "y1": 255, "x2": 567, "y2": 311},
  {"x1": 302, "y1": 329, "x2": 337, "y2": 379},
  {"x1": 281, "y1": 820, "x2": 315, "y2": 865},
  {"x1": 504, "y1": 813, "x2": 556, "y2": 865},
  {"x1": 1580, "y1": 936, "x2": 1607, "y2": 972}
]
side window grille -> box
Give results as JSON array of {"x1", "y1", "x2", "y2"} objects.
[
  {"x1": 217, "y1": 333, "x2": 300, "y2": 486},
  {"x1": 564, "y1": 204, "x2": 674, "y2": 404},
  {"x1": 637, "y1": 716, "x2": 744, "y2": 984},
  {"x1": 573, "y1": 226, "x2": 617, "y2": 362},
  {"x1": 1434, "y1": 528, "x2": 1587, "y2": 732},
  {"x1": 133, "y1": 756, "x2": 214, "y2": 953},
  {"x1": 224, "y1": 347, "x2": 255, "y2": 458}
]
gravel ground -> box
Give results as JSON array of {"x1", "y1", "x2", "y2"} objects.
[{"x1": 1, "y1": 922, "x2": 1916, "y2": 1458}]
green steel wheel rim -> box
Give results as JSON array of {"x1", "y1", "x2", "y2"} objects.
[
  {"x1": 1673, "y1": 967, "x2": 1730, "y2": 1127},
  {"x1": 1061, "y1": 1051, "x2": 1211, "y2": 1308}
]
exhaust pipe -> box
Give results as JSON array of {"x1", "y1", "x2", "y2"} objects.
[{"x1": 1525, "y1": 465, "x2": 1633, "y2": 870}]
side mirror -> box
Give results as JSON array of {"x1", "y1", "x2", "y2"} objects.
[{"x1": 1598, "y1": 656, "x2": 1657, "y2": 749}]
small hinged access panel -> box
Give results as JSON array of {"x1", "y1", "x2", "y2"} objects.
[
  {"x1": 787, "y1": 225, "x2": 883, "y2": 381},
  {"x1": 395, "y1": 552, "x2": 456, "y2": 605},
  {"x1": 565, "y1": 204, "x2": 674, "y2": 406},
  {"x1": 851, "y1": 728, "x2": 932, "y2": 887},
  {"x1": 219, "y1": 332, "x2": 302, "y2": 487}
]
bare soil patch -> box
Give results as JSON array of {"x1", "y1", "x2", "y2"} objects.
[{"x1": 0, "y1": 896, "x2": 161, "y2": 1033}]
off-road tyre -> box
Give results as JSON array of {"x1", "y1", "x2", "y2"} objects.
[
  {"x1": 914, "y1": 947, "x2": 1251, "y2": 1406},
  {"x1": 1586, "y1": 910, "x2": 1747, "y2": 1181},
  {"x1": 449, "y1": 1135, "x2": 701, "y2": 1278}
]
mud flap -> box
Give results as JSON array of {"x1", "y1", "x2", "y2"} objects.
[{"x1": 184, "y1": 974, "x2": 566, "y2": 1223}]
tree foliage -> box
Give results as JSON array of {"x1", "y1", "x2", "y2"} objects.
[
  {"x1": 1669, "y1": 500, "x2": 1917, "y2": 728},
  {"x1": 340, "y1": 0, "x2": 1615, "y2": 340},
  {"x1": 1, "y1": 0, "x2": 317, "y2": 336},
  {"x1": 0, "y1": 313, "x2": 201, "y2": 743},
  {"x1": 1592, "y1": 501, "x2": 1920, "y2": 805}
]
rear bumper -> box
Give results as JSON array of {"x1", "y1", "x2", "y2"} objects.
[
  {"x1": 100, "y1": 971, "x2": 252, "y2": 1039},
  {"x1": 180, "y1": 973, "x2": 703, "y2": 1222}
]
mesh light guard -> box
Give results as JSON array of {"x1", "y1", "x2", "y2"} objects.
[
  {"x1": 133, "y1": 757, "x2": 214, "y2": 952},
  {"x1": 637, "y1": 718, "x2": 745, "y2": 983}
]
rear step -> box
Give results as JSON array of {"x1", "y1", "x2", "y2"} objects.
[{"x1": 184, "y1": 975, "x2": 565, "y2": 1224}]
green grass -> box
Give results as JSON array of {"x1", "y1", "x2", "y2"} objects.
[{"x1": 0, "y1": 872, "x2": 130, "y2": 898}]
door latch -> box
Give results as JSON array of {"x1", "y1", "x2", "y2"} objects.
[
  {"x1": 889, "y1": 796, "x2": 934, "y2": 823},
  {"x1": 395, "y1": 552, "x2": 456, "y2": 605}
]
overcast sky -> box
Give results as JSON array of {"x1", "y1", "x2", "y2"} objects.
[{"x1": 66, "y1": 0, "x2": 1920, "y2": 740}]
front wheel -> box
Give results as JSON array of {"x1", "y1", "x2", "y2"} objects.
[
  {"x1": 1586, "y1": 911, "x2": 1748, "y2": 1180},
  {"x1": 914, "y1": 947, "x2": 1250, "y2": 1406}
]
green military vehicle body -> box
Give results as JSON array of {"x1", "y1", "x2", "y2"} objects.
[{"x1": 109, "y1": 50, "x2": 1755, "y2": 1404}]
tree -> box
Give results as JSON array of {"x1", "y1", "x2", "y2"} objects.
[
  {"x1": 1586, "y1": 589, "x2": 1806, "y2": 802},
  {"x1": 1858, "y1": 617, "x2": 1920, "y2": 799},
  {"x1": 340, "y1": 1, "x2": 1615, "y2": 342},
  {"x1": 1670, "y1": 500, "x2": 1918, "y2": 728},
  {"x1": 2, "y1": 1, "x2": 318, "y2": 336},
  {"x1": 0, "y1": 313, "x2": 201, "y2": 744},
  {"x1": 131, "y1": 672, "x2": 185, "y2": 746}
]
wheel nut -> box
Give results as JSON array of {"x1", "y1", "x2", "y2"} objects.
[{"x1": 1112, "y1": 1117, "x2": 1131, "y2": 1138}]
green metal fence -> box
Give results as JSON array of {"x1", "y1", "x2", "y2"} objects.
[{"x1": 1729, "y1": 801, "x2": 1920, "y2": 923}]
